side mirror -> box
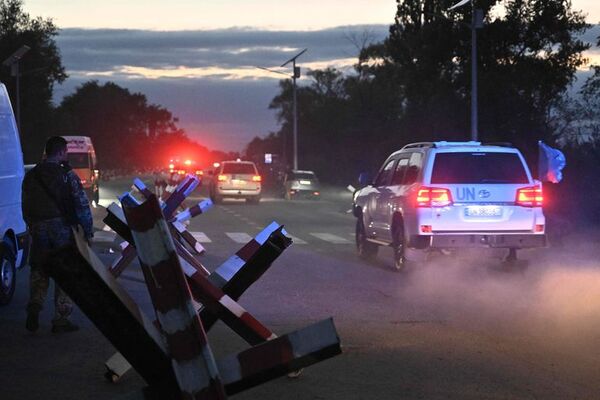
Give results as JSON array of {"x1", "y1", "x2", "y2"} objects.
[{"x1": 358, "y1": 172, "x2": 371, "y2": 187}]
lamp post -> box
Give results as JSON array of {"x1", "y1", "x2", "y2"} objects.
[
  {"x1": 280, "y1": 49, "x2": 306, "y2": 170},
  {"x1": 2, "y1": 45, "x2": 31, "y2": 134},
  {"x1": 448, "y1": 0, "x2": 483, "y2": 141},
  {"x1": 259, "y1": 49, "x2": 307, "y2": 171}
]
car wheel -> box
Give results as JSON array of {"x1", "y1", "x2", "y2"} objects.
[
  {"x1": 392, "y1": 225, "x2": 409, "y2": 271},
  {"x1": 212, "y1": 195, "x2": 222, "y2": 204},
  {"x1": 0, "y1": 244, "x2": 16, "y2": 306},
  {"x1": 356, "y1": 219, "x2": 378, "y2": 259}
]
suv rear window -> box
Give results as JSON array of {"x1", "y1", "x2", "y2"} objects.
[
  {"x1": 291, "y1": 172, "x2": 316, "y2": 180},
  {"x1": 431, "y1": 152, "x2": 529, "y2": 184},
  {"x1": 222, "y1": 163, "x2": 256, "y2": 174}
]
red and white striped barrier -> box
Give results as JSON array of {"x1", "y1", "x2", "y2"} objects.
[
  {"x1": 123, "y1": 195, "x2": 227, "y2": 400},
  {"x1": 104, "y1": 220, "x2": 291, "y2": 381},
  {"x1": 173, "y1": 199, "x2": 212, "y2": 224},
  {"x1": 218, "y1": 318, "x2": 340, "y2": 394}
]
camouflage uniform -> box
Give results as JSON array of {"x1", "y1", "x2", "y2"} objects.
[{"x1": 22, "y1": 160, "x2": 93, "y2": 328}]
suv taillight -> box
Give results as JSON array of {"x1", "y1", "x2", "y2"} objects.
[
  {"x1": 217, "y1": 174, "x2": 227, "y2": 182},
  {"x1": 516, "y1": 185, "x2": 543, "y2": 207},
  {"x1": 252, "y1": 175, "x2": 262, "y2": 182},
  {"x1": 416, "y1": 187, "x2": 453, "y2": 207}
]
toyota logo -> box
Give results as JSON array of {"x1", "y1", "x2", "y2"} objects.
[{"x1": 478, "y1": 189, "x2": 491, "y2": 199}]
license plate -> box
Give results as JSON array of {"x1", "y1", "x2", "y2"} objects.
[
  {"x1": 232, "y1": 179, "x2": 246, "y2": 185},
  {"x1": 465, "y1": 206, "x2": 502, "y2": 217}
]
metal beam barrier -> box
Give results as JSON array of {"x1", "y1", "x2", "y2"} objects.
[
  {"x1": 123, "y1": 194, "x2": 227, "y2": 399},
  {"x1": 104, "y1": 221, "x2": 291, "y2": 381},
  {"x1": 43, "y1": 228, "x2": 178, "y2": 395}
]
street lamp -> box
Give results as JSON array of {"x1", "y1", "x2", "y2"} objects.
[
  {"x1": 448, "y1": 0, "x2": 483, "y2": 141},
  {"x1": 2, "y1": 45, "x2": 31, "y2": 133},
  {"x1": 259, "y1": 49, "x2": 307, "y2": 171},
  {"x1": 281, "y1": 49, "x2": 307, "y2": 171}
]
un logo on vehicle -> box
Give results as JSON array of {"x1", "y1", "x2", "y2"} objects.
[{"x1": 478, "y1": 189, "x2": 491, "y2": 199}]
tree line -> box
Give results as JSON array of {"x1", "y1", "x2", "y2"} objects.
[
  {"x1": 249, "y1": 0, "x2": 595, "y2": 180},
  {"x1": 247, "y1": 0, "x2": 600, "y2": 222},
  {"x1": 0, "y1": 0, "x2": 233, "y2": 169}
]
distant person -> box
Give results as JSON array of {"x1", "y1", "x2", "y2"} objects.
[
  {"x1": 21, "y1": 136, "x2": 94, "y2": 333},
  {"x1": 154, "y1": 170, "x2": 168, "y2": 197}
]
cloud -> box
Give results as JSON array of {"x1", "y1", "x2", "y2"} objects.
[
  {"x1": 57, "y1": 25, "x2": 389, "y2": 76},
  {"x1": 55, "y1": 25, "x2": 389, "y2": 151},
  {"x1": 54, "y1": 24, "x2": 599, "y2": 152}
]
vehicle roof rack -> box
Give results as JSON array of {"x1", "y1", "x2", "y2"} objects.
[
  {"x1": 433, "y1": 141, "x2": 482, "y2": 147},
  {"x1": 483, "y1": 142, "x2": 514, "y2": 147},
  {"x1": 401, "y1": 142, "x2": 436, "y2": 150}
]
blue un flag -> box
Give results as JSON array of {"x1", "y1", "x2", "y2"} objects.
[{"x1": 538, "y1": 141, "x2": 566, "y2": 183}]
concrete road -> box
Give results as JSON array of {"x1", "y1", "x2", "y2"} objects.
[{"x1": 1, "y1": 177, "x2": 600, "y2": 399}]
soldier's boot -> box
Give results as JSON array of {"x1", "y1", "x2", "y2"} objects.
[
  {"x1": 25, "y1": 304, "x2": 41, "y2": 333},
  {"x1": 51, "y1": 320, "x2": 79, "y2": 334}
]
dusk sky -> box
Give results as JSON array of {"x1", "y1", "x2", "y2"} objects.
[{"x1": 23, "y1": 1, "x2": 600, "y2": 152}]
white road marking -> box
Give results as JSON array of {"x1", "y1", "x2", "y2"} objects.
[
  {"x1": 226, "y1": 232, "x2": 254, "y2": 243},
  {"x1": 94, "y1": 231, "x2": 117, "y2": 243},
  {"x1": 309, "y1": 233, "x2": 351, "y2": 244},
  {"x1": 190, "y1": 232, "x2": 212, "y2": 243},
  {"x1": 287, "y1": 235, "x2": 308, "y2": 245}
]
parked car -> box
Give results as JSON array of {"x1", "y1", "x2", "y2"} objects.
[
  {"x1": 0, "y1": 83, "x2": 29, "y2": 305},
  {"x1": 208, "y1": 160, "x2": 262, "y2": 204},
  {"x1": 352, "y1": 141, "x2": 546, "y2": 270},
  {"x1": 283, "y1": 170, "x2": 320, "y2": 200}
]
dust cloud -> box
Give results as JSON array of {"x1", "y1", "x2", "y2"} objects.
[{"x1": 401, "y1": 239, "x2": 600, "y2": 353}]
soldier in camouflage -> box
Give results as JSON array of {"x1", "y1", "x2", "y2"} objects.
[{"x1": 22, "y1": 136, "x2": 93, "y2": 333}]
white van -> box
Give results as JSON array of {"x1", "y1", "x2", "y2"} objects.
[
  {"x1": 63, "y1": 136, "x2": 99, "y2": 204},
  {"x1": 0, "y1": 83, "x2": 28, "y2": 305}
]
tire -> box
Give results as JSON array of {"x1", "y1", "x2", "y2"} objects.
[
  {"x1": 392, "y1": 224, "x2": 410, "y2": 271},
  {"x1": 356, "y1": 219, "x2": 378, "y2": 259},
  {"x1": 0, "y1": 244, "x2": 16, "y2": 306}
]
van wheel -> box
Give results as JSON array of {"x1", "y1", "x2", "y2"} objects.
[
  {"x1": 356, "y1": 219, "x2": 378, "y2": 259},
  {"x1": 0, "y1": 244, "x2": 16, "y2": 306},
  {"x1": 392, "y1": 225, "x2": 410, "y2": 271}
]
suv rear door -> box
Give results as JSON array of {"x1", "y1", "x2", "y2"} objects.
[
  {"x1": 220, "y1": 162, "x2": 260, "y2": 191},
  {"x1": 425, "y1": 150, "x2": 537, "y2": 232}
]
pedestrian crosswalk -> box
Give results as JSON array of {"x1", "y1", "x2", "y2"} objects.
[
  {"x1": 94, "y1": 225, "x2": 355, "y2": 246},
  {"x1": 225, "y1": 232, "x2": 254, "y2": 244},
  {"x1": 309, "y1": 233, "x2": 352, "y2": 244}
]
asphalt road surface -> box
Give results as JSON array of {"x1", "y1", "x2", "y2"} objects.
[{"x1": 2, "y1": 176, "x2": 600, "y2": 399}]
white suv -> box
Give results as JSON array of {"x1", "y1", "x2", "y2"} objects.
[
  {"x1": 353, "y1": 141, "x2": 546, "y2": 270},
  {"x1": 209, "y1": 160, "x2": 262, "y2": 204}
]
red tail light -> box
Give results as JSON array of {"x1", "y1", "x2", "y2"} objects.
[
  {"x1": 416, "y1": 187, "x2": 453, "y2": 207},
  {"x1": 217, "y1": 174, "x2": 227, "y2": 182},
  {"x1": 516, "y1": 185, "x2": 543, "y2": 207},
  {"x1": 252, "y1": 175, "x2": 262, "y2": 182}
]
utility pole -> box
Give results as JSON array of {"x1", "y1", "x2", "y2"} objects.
[
  {"x1": 449, "y1": 1, "x2": 483, "y2": 141},
  {"x1": 2, "y1": 45, "x2": 30, "y2": 134},
  {"x1": 281, "y1": 49, "x2": 307, "y2": 170}
]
